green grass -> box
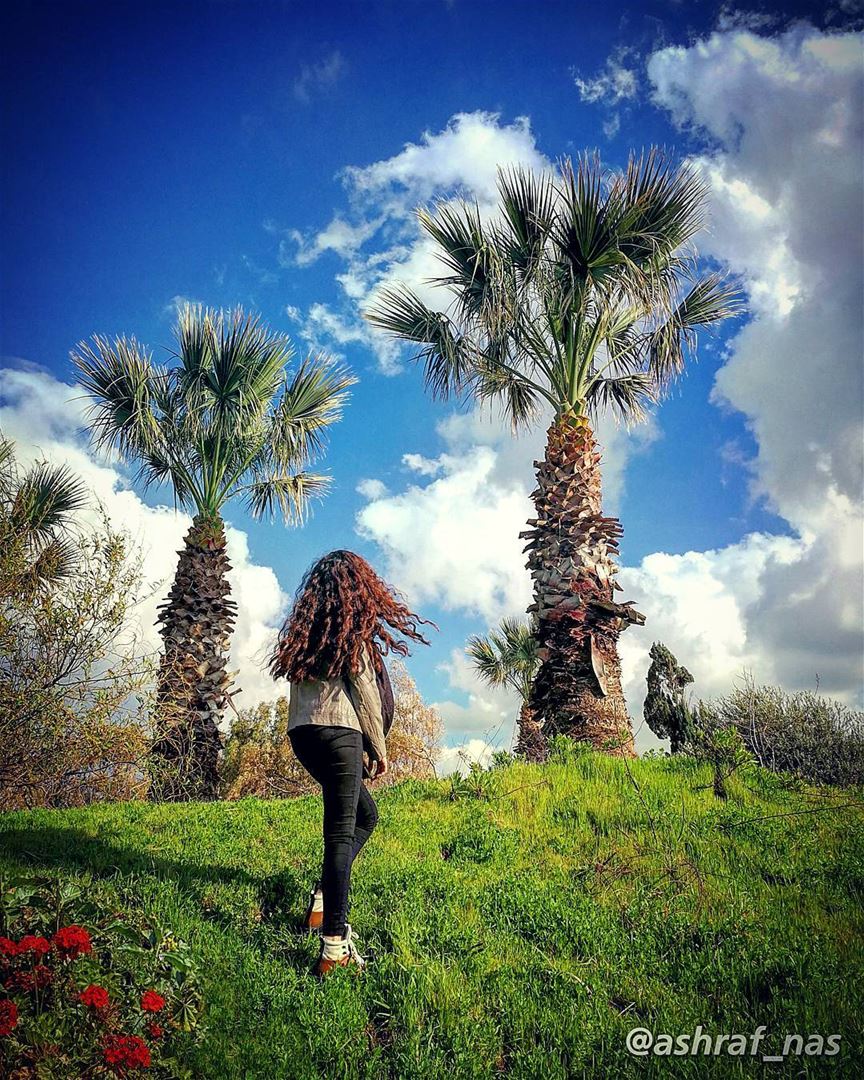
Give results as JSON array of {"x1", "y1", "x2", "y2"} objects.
[{"x1": 1, "y1": 754, "x2": 862, "y2": 1078}]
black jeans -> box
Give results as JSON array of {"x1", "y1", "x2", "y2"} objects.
[{"x1": 288, "y1": 724, "x2": 378, "y2": 937}]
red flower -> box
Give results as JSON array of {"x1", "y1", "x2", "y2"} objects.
[
  {"x1": 52, "y1": 925, "x2": 92, "y2": 959},
  {"x1": 147, "y1": 1022, "x2": 163, "y2": 1039},
  {"x1": 17, "y1": 935, "x2": 51, "y2": 957},
  {"x1": 0, "y1": 938, "x2": 18, "y2": 960},
  {"x1": 103, "y1": 1033, "x2": 151, "y2": 1070},
  {"x1": 80, "y1": 983, "x2": 110, "y2": 1009},
  {"x1": 0, "y1": 999, "x2": 17, "y2": 1036},
  {"x1": 140, "y1": 989, "x2": 165, "y2": 1013}
]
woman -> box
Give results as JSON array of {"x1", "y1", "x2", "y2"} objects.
[{"x1": 270, "y1": 550, "x2": 432, "y2": 976}]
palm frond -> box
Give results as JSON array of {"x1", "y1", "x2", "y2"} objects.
[
  {"x1": 365, "y1": 284, "x2": 473, "y2": 400},
  {"x1": 270, "y1": 354, "x2": 356, "y2": 467},
  {"x1": 173, "y1": 302, "x2": 214, "y2": 387},
  {"x1": 417, "y1": 200, "x2": 501, "y2": 318},
  {"x1": 673, "y1": 273, "x2": 742, "y2": 329},
  {"x1": 0, "y1": 433, "x2": 16, "y2": 501},
  {"x1": 474, "y1": 346, "x2": 543, "y2": 431},
  {"x1": 616, "y1": 149, "x2": 708, "y2": 265},
  {"x1": 10, "y1": 461, "x2": 88, "y2": 540},
  {"x1": 27, "y1": 535, "x2": 79, "y2": 585},
  {"x1": 467, "y1": 616, "x2": 539, "y2": 701},
  {"x1": 209, "y1": 308, "x2": 291, "y2": 416},
  {"x1": 241, "y1": 471, "x2": 331, "y2": 525},
  {"x1": 71, "y1": 335, "x2": 161, "y2": 459},
  {"x1": 360, "y1": 151, "x2": 740, "y2": 427},
  {"x1": 586, "y1": 372, "x2": 657, "y2": 425},
  {"x1": 647, "y1": 273, "x2": 742, "y2": 389},
  {"x1": 551, "y1": 154, "x2": 622, "y2": 290},
  {"x1": 496, "y1": 165, "x2": 555, "y2": 275},
  {"x1": 466, "y1": 634, "x2": 509, "y2": 686}
]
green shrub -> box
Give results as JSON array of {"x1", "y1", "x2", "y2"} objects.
[{"x1": 703, "y1": 677, "x2": 864, "y2": 788}]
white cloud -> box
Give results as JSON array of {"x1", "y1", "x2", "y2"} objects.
[
  {"x1": 285, "y1": 301, "x2": 402, "y2": 374},
  {"x1": 293, "y1": 49, "x2": 346, "y2": 104},
  {"x1": 356, "y1": 396, "x2": 656, "y2": 627},
  {"x1": 618, "y1": 531, "x2": 809, "y2": 717},
  {"x1": 163, "y1": 295, "x2": 201, "y2": 319},
  {"x1": 284, "y1": 216, "x2": 381, "y2": 268},
  {"x1": 357, "y1": 443, "x2": 533, "y2": 624},
  {"x1": 648, "y1": 23, "x2": 864, "y2": 702},
  {"x1": 281, "y1": 112, "x2": 551, "y2": 373},
  {"x1": 573, "y1": 47, "x2": 640, "y2": 105},
  {"x1": 436, "y1": 738, "x2": 498, "y2": 777},
  {"x1": 342, "y1": 112, "x2": 547, "y2": 208},
  {"x1": 402, "y1": 452, "x2": 444, "y2": 477},
  {"x1": 356, "y1": 478, "x2": 388, "y2": 500},
  {"x1": 355, "y1": 400, "x2": 659, "y2": 748},
  {"x1": 572, "y1": 46, "x2": 640, "y2": 141},
  {"x1": 0, "y1": 366, "x2": 290, "y2": 717}
]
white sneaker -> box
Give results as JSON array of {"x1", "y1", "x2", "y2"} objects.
[{"x1": 315, "y1": 923, "x2": 366, "y2": 976}]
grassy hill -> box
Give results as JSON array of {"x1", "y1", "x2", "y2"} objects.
[{"x1": 1, "y1": 752, "x2": 862, "y2": 1078}]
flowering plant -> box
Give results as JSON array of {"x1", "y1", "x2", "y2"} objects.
[{"x1": 0, "y1": 875, "x2": 203, "y2": 1078}]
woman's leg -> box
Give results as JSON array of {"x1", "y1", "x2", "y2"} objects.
[
  {"x1": 350, "y1": 783, "x2": 379, "y2": 866},
  {"x1": 289, "y1": 725, "x2": 373, "y2": 937}
]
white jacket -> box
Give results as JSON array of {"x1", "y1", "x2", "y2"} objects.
[{"x1": 287, "y1": 646, "x2": 387, "y2": 761}]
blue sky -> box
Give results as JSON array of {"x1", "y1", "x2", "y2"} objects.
[{"x1": 2, "y1": 1, "x2": 862, "y2": 764}]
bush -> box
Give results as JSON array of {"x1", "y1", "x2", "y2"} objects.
[
  {"x1": 0, "y1": 876, "x2": 203, "y2": 1077},
  {"x1": 704, "y1": 676, "x2": 864, "y2": 788},
  {"x1": 220, "y1": 699, "x2": 315, "y2": 800},
  {"x1": 0, "y1": 509, "x2": 156, "y2": 810}
]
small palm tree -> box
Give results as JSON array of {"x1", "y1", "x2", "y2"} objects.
[
  {"x1": 0, "y1": 433, "x2": 87, "y2": 593},
  {"x1": 466, "y1": 617, "x2": 546, "y2": 761},
  {"x1": 367, "y1": 151, "x2": 739, "y2": 754},
  {"x1": 73, "y1": 305, "x2": 355, "y2": 799}
]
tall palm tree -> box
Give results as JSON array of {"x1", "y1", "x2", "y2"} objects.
[
  {"x1": 73, "y1": 305, "x2": 355, "y2": 799},
  {"x1": 0, "y1": 433, "x2": 87, "y2": 593},
  {"x1": 367, "y1": 151, "x2": 739, "y2": 754},
  {"x1": 466, "y1": 617, "x2": 546, "y2": 761}
]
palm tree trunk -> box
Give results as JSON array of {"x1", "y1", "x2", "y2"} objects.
[
  {"x1": 522, "y1": 414, "x2": 644, "y2": 756},
  {"x1": 150, "y1": 513, "x2": 237, "y2": 800},
  {"x1": 514, "y1": 702, "x2": 548, "y2": 762}
]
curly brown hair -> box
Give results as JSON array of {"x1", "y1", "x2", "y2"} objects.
[{"x1": 270, "y1": 550, "x2": 434, "y2": 682}]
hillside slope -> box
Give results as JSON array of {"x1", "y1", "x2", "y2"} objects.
[{"x1": 1, "y1": 754, "x2": 862, "y2": 1078}]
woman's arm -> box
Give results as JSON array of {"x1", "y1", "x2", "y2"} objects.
[{"x1": 345, "y1": 649, "x2": 387, "y2": 762}]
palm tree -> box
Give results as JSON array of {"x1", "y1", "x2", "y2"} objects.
[
  {"x1": 367, "y1": 151, "x2": 739, "y2": 754},
  {"x1": 0, "y1": 433, "x2": 87, "y2": 594},
  {"x1": 73, "y1": 305, "x2": 355, "y2": 799},
  {"x1": 466, "y1": 617, "x2": 546, "y2": 761}
]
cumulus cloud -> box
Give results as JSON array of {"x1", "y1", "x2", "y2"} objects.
[
  {"x1": 280, "y1": 112, "x2": 551, "y2": 372},
  {"x1": 0, "y1": 366, "x2": 290, "y2": 715},
  {"x1": 355, "y1": 398, "x2": 659, "y2": 749},
  {"x1": 284, "y1": 216, "x2": 381, "y2": 268},
  {"x1": 647, "y1": 23, "x2": 864, "y2": 702},
  {"x1": 356, "y1": 401, "x2": 656, "y2": 627}
]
